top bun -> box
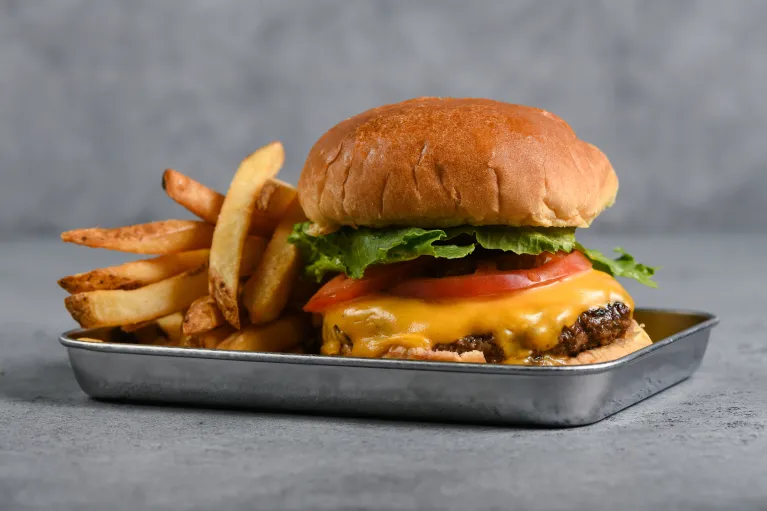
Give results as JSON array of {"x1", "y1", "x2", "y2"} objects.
[{"x1": 298, "y1": 97, "x2": 617, "y2": 231}]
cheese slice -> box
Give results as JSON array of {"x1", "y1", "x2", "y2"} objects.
[{"x1": 321, "y1": 269, "x2": 633, "y2": 363}]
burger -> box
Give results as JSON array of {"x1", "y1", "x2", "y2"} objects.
[{"x1": 289, "y1": 97, "x2": 656, "y2": 365}]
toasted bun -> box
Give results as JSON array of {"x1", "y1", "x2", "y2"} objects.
[
  {"x1": 299, "y1": 97, "x2": 618, "y2": 231},
  {"x1": 379, "y1": 321, "x2": 651, "y2": 365},
  {"x1": 562, "y1": 321, "x2": 651, "y2": 365}
]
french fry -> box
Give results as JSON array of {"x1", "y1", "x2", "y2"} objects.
[
  {"x1": 58, "y1": 249, "x2": 210, "y2": 293},
  {"x1": 61, "y1": 220, "x2": 214, "y2": 254},
  {"x1": 217, "y1": 315, "x2": 306, "y2": 352},
  {"x1": 196, "y1": 326, "x2": 236, "y2": 349},
  {"x1": 64, "y1": 264, "x2": 209, "y2": 328},
  {"x1": 254, "y1": 178, "x2": 297, "y2": 219},
  {"x1": 162, "y1": 169, "x2": 296, "y2": 237},
  {"x1": 182, "y1": 296, "x2": 225, "y2": 335},
  {"x1": 58, "y1": 236, "x2": 265, "y2": 295},
  {"x1": 120, "y1": 313, "x2": 185, "y2": 336},
  {"x1": 209, "y1": 142, "x2": 285, "y2": 329},
  {"x1": 239, "y1": 236, "x2": 269, "y2": 276},
  {"x1": 156, "y1": 312, "x2": 184, "y2": 345},
  {"x1": 243, "y1": 199, "x2": 306, "y2": 325}
]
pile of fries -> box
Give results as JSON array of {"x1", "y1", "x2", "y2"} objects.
[{"x1": 59, "y1": 142, "x2": 315, "y2": 353}]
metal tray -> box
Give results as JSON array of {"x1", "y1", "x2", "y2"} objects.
[{"x1": 60, "y1": 308, "x2": 718, "y2": 426}]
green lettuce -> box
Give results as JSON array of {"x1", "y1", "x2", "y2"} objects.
[
  {"x1": 446, "y1": 226, "x2": 577, "y2": 254},
  {"x1": 288, "y1": 223, "x2": 475, "y2": 280},
  {"x1": 575, "y1": 244, "x2": 658, "y2": 288},
  {"x1": 288, "y1": 223, "x2": 657, "y2": 287}
]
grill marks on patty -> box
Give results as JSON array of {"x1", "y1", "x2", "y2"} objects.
[
  {"x1": 545, "y1": 302, "x2": 632, "y2": 358},
  {"x1": 329, "y1": 302, "x2": 632, "y2": 362}
]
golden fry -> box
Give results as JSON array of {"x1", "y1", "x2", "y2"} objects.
[
  {"x1": 156, "y1": 311, "x2": 184, "y2": 345},
  {"x1": 243, "y1": 199, "x2": 305, "y2": 325},
  {"x1": 61, "y1": 220, "x2": 214, "y2": 254},
  {"x1": 253, "y1": 178, "x2": 297, "y2": 220},
  {"x1": 196, "y1": 326, "x2": 236, "y2": 349},
  {"x1": 64, "y1": 264, "x2": 208, "y2": 328},
  {"x1": 162, "y1": 169, "x2": 296, "y2": 237},
  {"x1": 182, "y1": 295, "x2": 225, "y2": 335},
  {"x1": 209, "y1": 142, "x2": 285, "y2": 329},
  {"x1": 239, "y1": 236, "x2": 268, "y2": 277},
  {"x1": 58, "y1": 249, "x2": 210, "y2": 293},
  {"x1": 217, "y1": 315, "x2": 306, "y2": 352}
]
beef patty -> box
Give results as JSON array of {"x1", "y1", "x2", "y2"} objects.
[
  {"x1": 428, "y1": 302, "x2": 632, "y2": 362},
  {"x1": 545, "y1": 302, "x2": 632, "y2": 357},
  {"x1": 329, "y1": 302, "x2": 632, "y2": 363}
]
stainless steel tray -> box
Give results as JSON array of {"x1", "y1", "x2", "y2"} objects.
[{"x1": 60, "y1": 308, "x2": 718, "y2": 426}]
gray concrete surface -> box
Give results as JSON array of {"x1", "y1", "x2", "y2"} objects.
[
  {"x1": 1, "y1": 236, "x2": 765, "y2": 510},
  {"x1": 3, "y1": 0, "x2": 767, "y2": 237}
]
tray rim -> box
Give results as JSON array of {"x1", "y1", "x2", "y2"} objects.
[{"x1": 59, "y1": 308, "x2": 718, "y2": 376}]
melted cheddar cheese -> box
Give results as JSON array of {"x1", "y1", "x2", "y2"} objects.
[{"x1": 321, "y1": 269, "x2": 633, "y2": 363}]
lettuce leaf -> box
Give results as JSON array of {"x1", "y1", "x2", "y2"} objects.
[
  {"x1": 288, "y1": 223, "x2": 474, "y2": 281},
  {"x1": 288, "y1": 223, "x2": 657, "y2": 287},
  {"x1": 445, "y1": 226, "x2": 577, "y2": 254},
  {"x1": 575, "y1": 244, "x2": 658, "y2": 288}
]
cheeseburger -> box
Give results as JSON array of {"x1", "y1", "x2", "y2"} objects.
[{"x1": 289, "y1": 97, "x2": 656, "y2": 365}]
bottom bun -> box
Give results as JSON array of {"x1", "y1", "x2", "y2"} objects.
[
  {"x1": 562, "y1": 320, "x2": 651, "y2": 365},
  {"x1": 381, "y1": 321, "x2": 652, "y2": 365}
]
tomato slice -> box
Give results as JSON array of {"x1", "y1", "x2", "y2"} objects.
[
  {"x1": 303, "y1": 260, "x2": 425, "y2": 313},
  {"x1": 389, "y1": 251, "x2": 592, "y2": 301}
]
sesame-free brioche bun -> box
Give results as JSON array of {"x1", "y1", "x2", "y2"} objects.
[
  {"x1": 378, "y1": 321, "x2": 651, "y2": 365},
  {"x1": 298, "y1": 97, "x2": 618, "y2": 232}
]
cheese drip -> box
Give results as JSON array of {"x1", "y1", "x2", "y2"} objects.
[{"x1": 321, "y1": 269, "x2": 634, "y2": 362}]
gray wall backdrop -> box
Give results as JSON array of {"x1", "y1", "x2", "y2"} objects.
[{"x1": 2, "y1": 0, "x2": 765, "y2": 238}]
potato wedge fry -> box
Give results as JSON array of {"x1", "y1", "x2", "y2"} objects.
[
  {"x1": 217, "y1": 315, "x2": 306, "y2": 352},
  {"x1": 156, "y1": 311, "x2": 184, "y2": 345},
  {"x1": 254, "y1": 178, "x2": 297, "y2": 219},
  {"x1": 162, "y1": 169, "x2": 296, "y2": 237},
  {"x1": 65, "y1": 264, "x2": 208, "y2": 328},
  {"x1": 177, "y1": 334, "x2": 197, "y2": 347},
  {"x1": 243, "y1": 199, "x2": 306, "y2": 325},
  {"x1": 196, "y1": 326, "x2": 236, "y2": 349},
  {"x1": 58, "y1": 249, "x2": 210, "y2": 293},
  {"x1": 182, "y1": 296, "x2": 225, "y2": 335},
  {"x1": 209, "y1": 142, "x2": 285, "y2": 329},
  {"x1": 61, "y1": 220, "x2": 214, "y2": 254}
]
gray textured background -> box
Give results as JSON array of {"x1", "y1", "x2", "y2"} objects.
[{"x1": 2, "y1": 0, "x2": 765, "y2": 238}]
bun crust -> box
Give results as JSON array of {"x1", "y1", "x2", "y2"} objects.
[
  {"x1": 379, "y1": 321, "x2": 651, "y2": 365},
  {"x1": 562, "y1": 321, "x2": 651, "y2": 365},
  {"x1": 299, "y1": 97, "x2": 618, "y2": 231}
]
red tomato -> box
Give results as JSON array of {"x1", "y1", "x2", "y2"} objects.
[
  {"x1": 389, "y1": 251, "x2": 592, "y2": 301},
  {"x1": 303, "y1": 260, "x2": 425, "y2": 313}
]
